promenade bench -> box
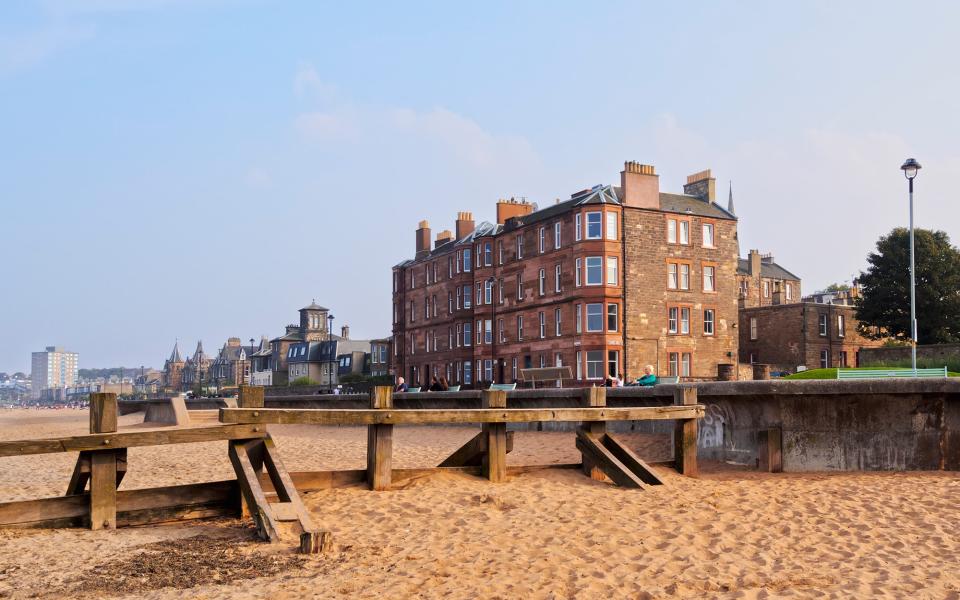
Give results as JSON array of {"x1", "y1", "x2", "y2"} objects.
[
  {"x1": 836, "y1": 367, "x2": 947, "y2": 380},
  {"x1": 488, "y1": 383, "x2": 517, "y2": 391}
]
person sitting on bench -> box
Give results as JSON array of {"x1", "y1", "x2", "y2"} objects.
[{"x1": 635, "y1": 365, "x2": 657, "y2": 386}]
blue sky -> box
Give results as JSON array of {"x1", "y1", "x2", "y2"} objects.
[{"x1": 3, "y1": 0, "x2": 959, "y2": 373}]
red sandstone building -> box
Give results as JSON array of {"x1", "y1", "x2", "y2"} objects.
[{"x1": 391, "y1": 162, "x2": 740, "y2": 388}]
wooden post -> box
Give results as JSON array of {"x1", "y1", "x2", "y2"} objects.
[
  {"x1": 580, "y1": 387, "x2": 607, "y2": 481},
  {"x1": 673, "y1": 385, "x2": 699, "y2": 477},
  {"x1": 300, "y1": 530, "x2": 333, "y2": 554},
  {"x1": 482, "y1": 390, "x2": 507, "y2": 483},
  {"x1": 238, "y1": 385, "x2": 264, "y2": 409},
  {"x1": 366, "y1": 386, "x2": 394, "y2": 491},
  {"x1": 757, "y1": 427, "x2": 783, "y2": 473},
  {"x1": 88, "y1": 393, "x2": 118, "y2": 530}
]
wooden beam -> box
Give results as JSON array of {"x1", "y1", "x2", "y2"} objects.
[
  {"x1": 674, "y1": 385, "x2": 699, "y2": 477},
  {"x1": 300, "y1": 531, "x2": 332, "y2": 554},
  {"x1": 89, "y1": 450, "x2": 117, "y2": 530},
  {"x1": 437, "y1": 431, "x2": 514, "y2": 467},
  {"x1": 261, "y1": 436, "x2": 317, "y2": 533},
  {"x1": 600, "y1": 434, "x2": 665, "y2": 486},
  {"x1": 574, "y1": 430, "x2": 646, "y2": 489},
  {"x1": 757, "y1": 427, "x2": 782, "y2": 473},
  {"x1": 580, "y1": 387, "x2": 607, "y2": 482},
  {"x1": 238, "y1": 385, "x2": 264, "y2": 408},
  {"x1": 89, "y1": 393, "x2": 118, "y2": 434},
  {"x1": 366, "y1": 386, "x2": 394, "y2": 491},
  {"x1": 65, "y1": 451, "x2": 91, "y2": 496},
  {"x1": 482, "y1": 390, "x2": 507, "y2": 483},
  {"x1": 0, "y1": 424, "x2": 268, "y2": 458},
  {"x1": 219, "y1": 405, "x2": 704, "y2": 426},
  {"x1": 228, "y1": 440, "x2": 281, "y2": 542}
]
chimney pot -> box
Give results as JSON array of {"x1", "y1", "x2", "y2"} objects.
[{"x1": 620, "y1": 160, "x2": 659, "y2": 209}]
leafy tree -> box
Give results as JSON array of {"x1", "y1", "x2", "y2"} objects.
[
  {"x1": 822, "y1": 283, "x2": 850, "y2": 292},
  {"x1": 856, "y1": 228, "x2": 960, "y2": 343}
]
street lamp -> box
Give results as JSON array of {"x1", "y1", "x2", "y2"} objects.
[
  {"x1": 901, "y1": 158, "x2": 922, "y2": 372},
  {"x1": 327, "y1": 314, "x2": 335, "y2": 389}
]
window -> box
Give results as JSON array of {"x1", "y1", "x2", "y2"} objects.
[
  {"x1": 606, "y1": 212, "x2": 617, "y2": 240},
  {"x1": 607, "y1": 303, "x2": 618, "y2": 332},
  {"x1": 576, "y1": 351, "x2": 582, "y2": 379},
  {"x1": 608, "y1": 350, "x2": 620, "y2": 377},
  {"x1": 484, "y1": 320, "x2": 492, "y2": 344},
  {"x1": 539, "y1": 311, "x2": 545, "y2": 338},
  {"x1": 586, "y1": 351, "x2": 604, "y2": 379},
  {"x1": 476, "y1": 245, "x2": 481, "y2": 267},
  {"x1": 464, "y1": 322, "x2": 472, "y2": 346},
  {"x1": 680, "y1": 307, "x2": 690, "y2": 334},
  {"x1": 703, "y1": 265, "x2": 716, "y2": 292},
  {"x1": 517, "y1": 315, "x2": 524, "y2": 340},
  {"x1": 463, "y1": 248, "x2": 472, "y2": 272},
  {"x1": 410, "y1": 301, "x2": 415, "y2": 323},
  {"x1": 838, "y1": 314, "x2": 846, "y2": 337},
  {"x1": 499, "y1": 278, "x2": 504, "y2": 304},
  {"x1": 484, "y1": 242, "x2": 492, "y2": 266},
  {"x1": 432, "y1": 294, "x2": 437, "y2": 317},
  {"x1": 750, "y1": 317, "x2": 758, "y2": 340},
  {"x1": 448, "y1": 327, "x2": 453, "y2": 349},
  {"x1": 681, "y1": 353, "x2": 691, "y2": 377},
  {"x1": 669, "y1": 307, "x2": 678, "y2": 334},
  {"x1": 464, "y1": 285, "x2": 472, "y2": 308},
  {"x1": 586, "y1": 303, "x2": 603, "y2": 332},
  {"x1": 464, "y1": 361, "x2": 472, "y2": 384},
  {"x1": 839, "y1": 351, "x2": 848, "y2": 368},
  {"x1": 820, "y1": 350, "x2": 829, "y2": 369},
  {"x1": 555, "y1": 264, "x2": 562, "y2": 292},
  {"x1": 498, "y1": 318, "x2": 505, "y2": 342},
  {"x1": 517, "y1": 274, "x2": 524, "y2": 301},
  {"x1": 739, "y1": 279, "x2": 748, "y2": 298},
  {"x1": 586, "y1": 212, "x2": 602, "y2": 239},
  {"x1": 667, "y1": 219, "x2": 677, "y2": 244},
  {"x1": 498, "y1": 241, "x2": 503, "y2": 265},
  {"x1": 585, "y1": 256, "x2": 603, "y2": 285},
  {"x1": 477, "y1": 282, "x2": 482, "y2": 305},
  {"x1": 606, "y1": 256, "x2": 618, "y2": 285},
  {"x1": 554, "y1": 222, "x2": 561, "y2": 249},
  {"x1": 819, "y1": 314, "x2": 828, "y2": 336},
  {"x1": 703, "y1": 309, "x2": 715, "y2": 336},
  {"x1": 411, "y1": 271, "x2": 416, "y2": 289},
  {"x1": 575, "y1": 214, "x2": 582, "y2": 241},
  {"x1": 456, "y1": 251, "x2": 461, "y2": 273},
  {"x1": 763, "y1": 280, "x2": 770, "y2": 298},
  {"x1": 679, "y1": 221, "x2": 689, "y2": 245},
  {"x1": 448, "y1": 292, "x2": 453, "y2": 314},
  {"x1": 702, "y1": 223, "x2": 714, "y2": 247},
  {"x1": 456, "y1": 324, "x2": 462, "y2": 348},
  {"x1": 512, "y1": 357, "x2": 518, "y2": 380},
  {"x1": 786, "y1": 283, "x2": 793, "y2": 301},
  {"x1": 668, "y1": 353, "x2": 678, "y2": 376},
  {"x1": 539, "y1": 227, "x2": 545, "y2": 253},
  {"x1": 484, "y1": 360, "x2": 493, "y2": 382},
  {"x1": 538, "y1": 269, "x2": 546, "y2": 296},
  {"x1": 575, "y1": 258, "x2": 582, "y2": 287},
  {"x1": 476, "y1": 320, "x2": 482, "y2": 345},
  {"x1": 575, "y1": 304, "x2": 582, "y2": 333},
  {"x1": 448, "y1": 257, "x2": 453, "y2": 278},
  {"x1": 555, "y1": 308, "x2": 562, "y2": 336},
  {"x1": 680, "y1": 264, "x2": 690, "y2": 290},
  {"x1": 668, "y1": 263, "x2": 678, "y2": 289},
  {"x1": 424, "y1": 298, "x2": 430, "y2": 319},
  {"x1": 484, "y1": 279, "x2": 493, "y2": 304},
  {"x1": 516, "y1": 234, "x2": 524, "y2": 259},
  {"x1": 456, "y1": 287, "x2": 462, "y2": 310}
]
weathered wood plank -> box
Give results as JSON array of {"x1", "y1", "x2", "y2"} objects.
[
  {"x1": 229, "y1": 440, "x2": 281, "y2": 543},
  {"x1": 261, "y1": 436, "x2": 316, "y2": 532},
  {"x1": 89, "y1": 450, "x2": 117, "y2": 530},
  {"x1": 299, "y1": 530, "x2": 332, "y2": 554},
  {"x1": 674, "y1": 386, "x2": 699, "y2": 477},
  {"x1": 437, "y1": 431, "x2": 514, "y2": 467},
  {"x1": 89, "y1": 393, "x2": 118, "y2": 434},
  {"x1": 574, "y1": 430, "x2": 646, "y2": 489},
  {"x1": 65, "y1": 451, "x2": 91, "y2": 496},
  {"x1": 366, "y1": 386, "x2": 394, "y2": 491},
  {"x1": 580, "y1": 387, "x2": 607, "y2": 481},
  {"x1": 601, "y1": 434, "x2": 665, "y2": 486},
  {"x1": 238, "y1": 385, "x2": 265, "y2": 409},
  {"x1": 0, "y1": 494, "x2": 89, "y2": 528},
  {"x1": 482, "y1": 390, "x2": 507, "y2": 483},
  {"x1": 219, "y1": 405, "x2": 704, "y2": 425},
  {"x1": 758, "y1": 427, "x2": 783, "y2": 473},
  {"x1": 0, "y1": 424, "x2": 268, "y2": 458}
]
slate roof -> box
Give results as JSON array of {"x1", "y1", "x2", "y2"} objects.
[
  {"x1": 300, "y1": 301, "x2": 329, "y2": 312},
  {"x1": 737, "y1": 258, "x2": 801, "y2": 281}
]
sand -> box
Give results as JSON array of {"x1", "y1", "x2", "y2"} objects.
[{"x1": 0, "y1": 408, "x2": 958, "y2": 599}]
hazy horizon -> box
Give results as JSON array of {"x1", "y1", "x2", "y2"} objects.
[{"x1": 3, "y1": 1, "x2": 960, "y2": 373}]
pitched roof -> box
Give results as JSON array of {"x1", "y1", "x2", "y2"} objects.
[
  {"x1": 737, "y1": 258, "x2": 801, "y2": 281},
  {"x1": 167, "y1": 341, "x2": 182, "y2": 364},
  {"x1": 300, "y1": 300, "x2": 329, "y2": 312}
]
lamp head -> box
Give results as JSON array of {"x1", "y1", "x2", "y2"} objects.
[{"x1": 901, "y1": 158, "x2": 921, "y2": 180}]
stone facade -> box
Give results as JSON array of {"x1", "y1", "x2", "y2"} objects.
[
  {"x1": 391, "y1": 162, "x2": 740, "y2": 387},
  {"x1": 739, "y1": 303, "x2": 886, "y2": 372},
  {"x1": 736, "y1": 249, "x2": 802, "y2": 308}
]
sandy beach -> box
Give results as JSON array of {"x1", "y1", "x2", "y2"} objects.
[{"x1": 0, "y1": 408, "x2": 958, "y2": 599}]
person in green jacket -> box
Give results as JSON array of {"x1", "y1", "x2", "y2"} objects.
[{"x1": 635, "y1": 364, "x2": 657, "y2": 386}]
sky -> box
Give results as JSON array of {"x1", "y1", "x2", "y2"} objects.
[{"x1": 3, "y1": 0, "x2": 960, "y2": 373}]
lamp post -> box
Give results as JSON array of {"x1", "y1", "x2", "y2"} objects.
[
  {"x1": 900, "y1": 158, "x2": 922, "y2": 372},
  {"x1": 327, "y1": 314, "x2": 335, "y2": 390}
]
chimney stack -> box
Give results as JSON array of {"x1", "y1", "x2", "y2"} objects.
[
  {"x1": 341, "y1": 325, "x2": 350, "y2": 339},
  {"x1": 496, "y1": 197, "x2": 535, "y2": 224},
  {"x1": 415, "y1": 220, "x2": 431, "y2": 258},
  {"x1": 683, "y1": 169, "x2": 716, "y2": 202},
  {"x1": 620, "y1": 161, "x2": 659, "y2": 209},
  {"x1": 435, "y1": 230, "x2": 454, "y2": 248},
  {"x1": 455, "y1": 211, "x2": 475, "y2": 240},
  {"x1": 748, "y1": 249, "x2": 761, "y2": 277}
]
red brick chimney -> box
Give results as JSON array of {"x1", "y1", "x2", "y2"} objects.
[
  {"x1": 496, "y1": 198, "x2": 534, "y2": 224},
  {"x1": 620, "y1": 161, "x2": 659, "y2": 210},
  {"x1": 683, "y1": 169, "x2": 716, "y2": 202},
  {"x1": 415, "y1": 220, "x2": 431, "y2": 258},
  {"x1": 435, "y1": 230, "x2": 454, "y2": 248},
  {"x1": 455, "y1": 212, "x2": 474, "y2": 240}
]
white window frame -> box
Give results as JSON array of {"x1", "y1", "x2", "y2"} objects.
[
  {"x1": 463, "y1": 248, "x2": 472, "y2": 272},
  {"x1": 575, "y1": 303, "x2": 582, "y2": 333},
  {"x1": 667, "y1": 219, "x2": 677, "y2": 244},
  {"x1": 538, "y1": 227, "x2": 545, "y2": 253},
  {"x1": 607, "y1": 303, "x2": 618, "y2": 332},
  {"x1": 554, "y1": 221, "x2": 561, "y2": 249},
  {"x1": 517, "y1": 274, "x2": 523, "y2": 301},
  {"x1": 605, "y1": 212, "x2": 617, "y2": 240},
  {"x1": 586, "y1": 350, "x2": 604, "y2": 380},
  {"x1": 838, "y1": 314, "x2": 845, "y2": 337},
  {"x1": 539, "y1": 311, "x2": 545, "y2": 338},
  {"x1": 703, "y1": 265, "x2": 715, "y2": 292},
  {"x1": 606, "y1": 256, "x2": 618, "y2": 286},
  {"x1": 668, "y1": 263, "x2": 678, "y2": 290},
  {"x1": 585, "y1": 303, "x2": 603, "y2": 332},
  {"x1": 555, "y1": 264, "x2": 562, "y2": 292},
  {"x1": 538, "y1": 268, "x2": 545, "y2": 296},
  {"x1": 575, "y1": 258, "x2": 582, "y2": 287},
  {"x1": 585, "y1": 256, "x2": 603, "y2": 286},
  {"x1": 680, "y1": 307, "x2": 690, "y2": 335},
  {"x1": 680, "y1": 263, "x2": 690, "y2": 290},
  {"x1": 517, "y1": 315, "x2": 524, "y2": 340},
  {"x1": 575, "y1": 214, "x2": 582, "y2": 241},
  {"x1": 555, "y1": 308, "x2": 562, "y2": 336},
  {"x1": 679, "y1": 220, "x2": 689, "y2": 245},
  {"x1": 585, "y1": 211, "x2": 602, "y2": 239},
  {"x1": 703, "y1": 309, "x2": 715, "y2": 336},
  {"x1": 750, "y1": 317, "x2": 758, "y2": 340},
  {"x1": 702, "y1": 223, "x2": 714, "y2": 248},
  {"x1": 464, "y1": 322, "x2": 472, "y2": 347},
  {"x1": 516, "y1": 234, "x2": 523, "y2": 259}
]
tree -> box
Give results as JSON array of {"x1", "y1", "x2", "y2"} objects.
[
  {"x1": 823, "y1": 283, "x2": 850, "y2": 293},
  {"x1": 856, "y1": 228, "x2": 960, "y2": 343}
]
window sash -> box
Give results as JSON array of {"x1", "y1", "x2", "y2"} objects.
[
  {"x1": 555, "y1": 265, "x2": 562, "y2": 292},
  {"x1": 586, "y1": 350, "x2": 604, "y2": 379},
  {"x1": 575, "y1": 214, "x2": 582, "y2": 241},
  {"x1": 703, "y1": 309, "x2": 715, "y2": 335},
  {"x1": 575, "y1": 304, "x2": 582, "y2": 333},
  {"x1": 606, "y1": 256, "x2": 618, "y2": 285},
  {"x1": 668, "y1": 263, "x2": 678, "y2": 289},
  {"x1": 539, "y1": 227, "x2": 545, "y2": 253},
  {"x1": 668, "y1": 307, "x2": 678, "y2": 334},
  {"x1": 585, "y1": 256, "x2": 602, "y2": 286},
  {"x1": 703, "y1": 266, "x2": 715, "y2": 292},
  {"x1": 555, "y1": 308, "x2": 562, "y2": 336},
  {"x1": 538, "y1": 269, "x2": 545, "y2": 295},
  {"x1": 586, "y1": 212, "x2": 602, "y2": 239},
  {"x1": 554, "y1": 222, "x2": 561, "y2": 249},
  {"x1": 680, "y1": 264, "x2": 690, "y2": 290},
  {"x1": 575, "y1": 258, "x2": 582, "y2": 286},
  {"x1": 667, "y1": 219, "x2": 677, "y2": 243},
  {"x1": 539, "y1": 312, "x2": 545, "y2": 338},
  {"x1": 680, "y1": 308, "x2": 690, "y2": 334},
  {"x1": 517, "y1": 316, "x2": 524, "y2": 340},
  {"x1": 679, "y1": 221, "x2": 689, "y2": 244},
  {"x1": 606, "y1": 212, "x2": 617, "y2": 240},
  {"x1": 607, "y1": 303, "x2": 618, "y2": 332},
  {"x1": 702, "y1": 223, "x2": 714, "y2": 247},
  {"x1": 585, "y1": 303, "x2": 603, "y2": 332}
]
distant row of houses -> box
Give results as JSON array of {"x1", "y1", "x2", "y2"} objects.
[{"x1": 161, "y1": 301, "x2": 389, "y2": 393}]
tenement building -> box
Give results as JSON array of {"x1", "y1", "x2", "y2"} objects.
[
  {"x1": 736, "y1": 249, "x2": 801, "y2": 307},
  {"x1": 391, "y1": 162, "x2": 740, "y2": 388},
  {"x1": 739, "y1": 302, "x2": 885, "y2": 372}
]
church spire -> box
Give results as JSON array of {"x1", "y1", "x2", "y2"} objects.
[
  {"x1": 727, "y1": 181, "x2": 735, "y2": 215},
  {"x1": 168, "y1": 340, "x2": 182, "y2": 363}
]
